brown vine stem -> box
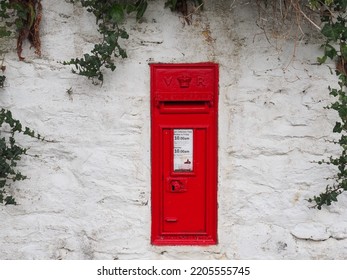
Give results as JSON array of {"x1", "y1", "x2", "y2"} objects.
[
  {"x1": 0, "y1": 56, "x2": 5, "y2": 72},
  {"x1": 294, "y1": 4, "x2": 321, "y2": 31},
  {"x1": 0, "y1": 130, "x2": 57, "y2": 143},
  {"x1": 179, "y1": 3, "x2": 204, "y2": 25},
  {"x1": 32, "y1": 0, "x2": 42, "y2": 56},
  {"x1": 16, "y1": 0, "x2": 43, "y2": 60}
]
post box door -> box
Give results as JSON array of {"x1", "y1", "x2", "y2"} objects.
[
  {"x1": 162, "y1": 128, "x2": 207, "y2": 233},
  {"x1": 151, "y1": 63, "x2": 218, "y2": 245}
]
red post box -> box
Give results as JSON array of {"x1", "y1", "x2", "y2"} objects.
[{"x1": 151, "y1": 63, "x2": 218, "y2": 245}]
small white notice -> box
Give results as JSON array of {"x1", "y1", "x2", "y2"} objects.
[{"x1": 173, "y1": 129, "x2": 193, "y2": 172}]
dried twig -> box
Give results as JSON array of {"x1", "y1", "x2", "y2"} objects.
[
  {"x1": 179, "y1": 2, "x2": 204, "y2": 25},
  {"x1": 16, "y1": 0, "x2": 42, "y2": 60},
  {"x1": 0, "y1": 57, "x2": 5, "y2": 72},
  {"x1": 293, "y1": 3, "x2": 321, "y2": 31}
]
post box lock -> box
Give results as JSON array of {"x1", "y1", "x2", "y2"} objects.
[{"x1": 169, "y1": 179, "x2": 187, "y2": 193}]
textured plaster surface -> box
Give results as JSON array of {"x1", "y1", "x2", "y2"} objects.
[{"x1": 1, "y1": 0, "x2": 347, "y2": 259}]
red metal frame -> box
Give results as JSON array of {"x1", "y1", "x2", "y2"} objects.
[{"x1": 151, "y1": 63, "x2": 218, "y2": 245}]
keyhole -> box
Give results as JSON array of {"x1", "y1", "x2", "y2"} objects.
[{"x1": 172, "y1": 185, "x2": 175, "y2": 191}]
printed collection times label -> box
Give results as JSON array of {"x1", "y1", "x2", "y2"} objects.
[{"x1": 173, "y1": 129, "x2": 193, "y2": 172}]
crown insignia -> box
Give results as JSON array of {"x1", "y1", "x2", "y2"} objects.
[{"x1": 177, "y1": 75, "x2": 192, "y2": 88}]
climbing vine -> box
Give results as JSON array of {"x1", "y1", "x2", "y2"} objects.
[
  {"x1": 164, "y1": 0, "x2": 203, "y2": 24},
  {"x1": 2, "y1": 0, "x2": 347, "y2": 209},
  {"x1": 306, "y1": 0, "x2": 347, "y2": 209},
  {"x1": 255, "y1": 0, "x2": 347, "y2": 209},
  {"x1": 1, "y1": 0, "x2": 205, "y2": 84},
  {"x1": 0, "y1": 1, "x2": 42, "y2": 204},
  {"x1": 64, "y1": 0, "x2": 206, "y2": 83},
  {"x1": 0, "y1": 0, "x2": 42, "y2": 87},
  {"x1": 0, "y1": 109, "x2": 42, "y2": 205},
  {"x1": 0, "y1": 0, "x2": 207, "y2": 205},
  {"x1": 63, "y1": 0, "x2": 148, "y2": 84},
  {"x1": 0, "y1": 75, "x2": 5, "y2": 87},
  {"x1": 0, "y1": 0, "x2": 42, "y2": 60}
]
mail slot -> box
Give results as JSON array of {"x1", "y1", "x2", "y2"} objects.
[{"x1": 151, "y1": 63, "x2": 218, "y2": 245}]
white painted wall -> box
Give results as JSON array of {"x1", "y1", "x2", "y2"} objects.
[{"x1": 1, "y1": 0, "x2": 347, "y2": 259}]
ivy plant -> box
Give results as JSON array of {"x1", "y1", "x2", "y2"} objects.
[
  {"x1": 0, "y1": 56, "x2": 5, "y2": 87},
  {"x1": 64, "y1": 0, "x2": 209, "y2": 83},
  {"x1": 0, "y1": 0, "x2": 42, "y2": 86},
  {"x1": 307, "y1": 0, "x2": 347, "y2": 209},
  {"x1": 164, "y1": 0, "x2": 203, "y2": 25},
  {"x1": 64, "y1": 0, "x2": 148, "y2": 84},
  {"x1": 0, "y1": 74, "x2": 4, "y2": 88},
  {"x1": 0, "y1": 108, "x2": 42, "y2": 205},
  {"x1": 0, "y1": 0, "x2": 10, "y2": 87},
  {"x1": 0, "y1": 0, "x2": 42, "y2": 60},
  {"x1": 165, "y1": 0, "x2": 203, "y2": 11}
]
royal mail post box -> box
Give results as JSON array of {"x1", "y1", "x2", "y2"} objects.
[{"x1": 151, "y1": 63, "x2": 218, "y2": 245}]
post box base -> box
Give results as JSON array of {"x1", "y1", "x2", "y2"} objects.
[{"x1": 152, "y1": 236, "x2": 217, "y2": 246}]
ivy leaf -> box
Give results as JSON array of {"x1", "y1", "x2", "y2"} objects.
[
  {"x1": 119, "y1": 29, "x2": 129, "y2": 39},
  {"x1": 23, "y1": 127, "x2": 35, "y2": 137},
  {"x1": 0, "y1": 75, "x2": 5, "y2": 88},
  {"x1": 341, "y1": 43, "x2": 347, "y2": 60},
  {"x1": 119, "y1": 48, "x2": 127, "y2": 58},
  {"x1": 317, "y1": 55, "x2": 327, "y2": 64},
  {"x1": 126, "y1": 4, "x2": 137, "y2": 14},
  {"x1": 136, "y1": 0, "x2": 147, "y2": 21},
  {"x1": 339, "y1": 135, "x2": 347, "y2": 145},
  {"x1": 321, "y1": 23, "x2": 341, "y2": 41},
  {"x1": 110, "y1": 4, "x2": 124, "y2": 24},
  {"x1": 0, "y1": 26, "x2": 11, "y2": 37},
  {"x1": 331, "y1": 192, "x2": 338, "y2": 202},
  {"x1": 339, "y1": 0, "x2": 347, "y2": 10},
  {"x1": 0, "y1": 180, "x2": 5, "y2": 188},
  {"x1": 5, "y1": 196, "x2": 16, "y2": 205},
  {"x1": 324, "y1": 43, "x2": 337, "y2": 59},
  {"x1": 339, "y1": 106, "x2": 347, "y2": 120},
  {"x1": 333, "y1": 122, "x2": 343, "y2": 133}
]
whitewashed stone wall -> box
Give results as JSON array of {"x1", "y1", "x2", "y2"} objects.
[{"x1": 1, "y1": 0, "x2": 347, "y2": 259}]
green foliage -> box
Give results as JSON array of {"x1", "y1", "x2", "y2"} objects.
[
  {"x1": 165, "y1": 0, "x2": 178, "y2": 10},
  {"x1": 1, "y1": 0, "x2": 42, "y2": 88},
  {"x1": 165, "y1": 0, "x2": 203, "y2": 11},
  {"x1": 0, "y1": 108, "x2": 42, "y2": 205},
  {"x1": 0, "y1": 0, "x2": 10, "y2": 21},
  {"x1": 164, "y1": 0, "x2": 203, "y2": 25},
  {"x1": 0, "y1": 0, "x2": 43, "y2": 60},
  {"x1": 0, "y1": 74, "x2": 5, "y2": 87},
  {"x1": 0, "y1": 0, "x2": 11, "y2": 87},
  {"x1": 308, "y1": 0, "x2": 347, "y2": 208},
  {"x1": 64, "y1": 0, "x2": 148, "y2": 84},
  {"x1": 1, "y1": 2, "x2": 42, "y2": 203},
  {"x1": 0, "y1": 26, "x2": 11, "y2": 37}
]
